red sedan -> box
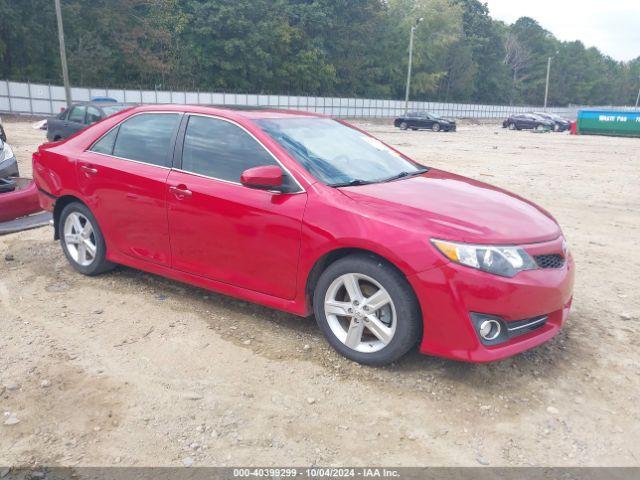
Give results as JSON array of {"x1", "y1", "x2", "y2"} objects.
[{"x1": 33, "y1": 105, "x2": 574, "y2": 365}]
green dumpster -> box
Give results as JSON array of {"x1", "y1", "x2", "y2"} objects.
[{"x1": 577, "y1": 110, "x2": 640, "y2": 137}]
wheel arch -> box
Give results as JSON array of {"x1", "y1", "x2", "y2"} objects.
[
  {"x1": 304, "y1": 247, "x2": 419, "y2": 314},
  {"x1": 52, "y1": 195, "x2": 88, "y2": 240}
]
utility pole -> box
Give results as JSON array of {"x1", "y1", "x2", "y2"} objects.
[
  {"x1": 543, "y1": 56, "x2": 552, "y2": 110},
  {"x1": 54, "y1": 0, "x2": 72, "y2": 108},
  {"x1": 404, "y1": 18, "x2": 423, "y2": 114}
]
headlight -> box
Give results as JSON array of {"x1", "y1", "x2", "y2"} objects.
[
  {"x1": 431, "y1": 239, "x2": 537, "y2": 277},
  {"x1": 0, "y1": 140, "x2": 14, "y2": 163}
]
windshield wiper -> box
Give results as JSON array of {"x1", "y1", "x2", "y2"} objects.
[
  {"x1": 382, "y1": 168, "x2": 428, "y2": 183},
  {"x1": 328, "y1": 179, "x2": 374, "y2": 188}
]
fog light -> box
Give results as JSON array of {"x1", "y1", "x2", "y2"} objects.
[{"x1": 479, "y1": 319, "x2": 501, "y2": 340}]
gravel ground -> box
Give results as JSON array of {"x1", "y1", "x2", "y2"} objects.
[{"x1": 1, "y1": 117, "x2": 639, "y2": 467}]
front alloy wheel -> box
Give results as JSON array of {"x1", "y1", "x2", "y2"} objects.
[
  {"x1": 324, "y1": 273, "x2": 397, "y2": 353},
  {"x1": 399, "y1": 121, "x2": 408, "y2": 130},
  {"x1": 432, "y1": 123, "x2": 441, "y2": 132},
  {"x1": 313, "y1": 254, "x2": 421, "y2": 365}
]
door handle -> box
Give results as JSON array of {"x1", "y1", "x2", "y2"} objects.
[
  {"x1": 169, "y1": 185, "x2": 192, "y2": 198},
  {"x1": 80, "y1": 164, "x2": 98, "y2": 175}
]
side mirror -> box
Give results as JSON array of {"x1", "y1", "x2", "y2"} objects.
[{"x1": 240, "y1": 165, "x2": 284, "y2": 192}]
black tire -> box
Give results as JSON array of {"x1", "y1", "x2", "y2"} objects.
[
  {"x1": 59, "y1": 202, "x2": 115, "y2": 276},
  {"x1": 399, "y1": 122, "x2": 408, "y2": 130},
  {"x1": 313, "y1": 254, "x2": 422, "y2": 366},
  {"x1": 432, "y1": 123, "x2": 441, "y2": 132},
  {"x1": 411, "y1": 127, "x2": 418, "y2": 131}
]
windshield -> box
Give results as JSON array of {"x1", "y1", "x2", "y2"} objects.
[
  {"x1": 257, "y1": 118, "x2": 426, "y2": 186},
  {"x1": 101, "y1": 105, "x2": 130, "y2": 117}
]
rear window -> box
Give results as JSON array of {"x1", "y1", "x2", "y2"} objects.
[{"x1": 111, "y1": 113, "x2": 180, "y2": 167}]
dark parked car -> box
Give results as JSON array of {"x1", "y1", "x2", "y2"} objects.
[
  {"x1": 46, "y1": 102, "x2": 132, "y2": 141},
  {"x1": 394, "y1": 111, "x2": 456, "y2": 132},
  {"x1": 533, "y1": 112, "x2": 571, "y2": 132},
  {"x1": 502, "y1": 113, "x2": 555, "y2": 131}
]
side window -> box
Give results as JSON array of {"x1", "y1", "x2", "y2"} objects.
[
  {"x1": 112, "y1": 113, "x2": 180, "y2": 167},
  {"x1": 181, "y1": 116, "x2": 278, "y2": 183},
  {"x1": 68, "y1": 106, "x2": 86, "y2": 123},
  {"x1": 86, "y1": 106, "x2": 102, "y2": 124},
  {"x1": 90, "y1": 127, "x2": 119, "y2": 155}
]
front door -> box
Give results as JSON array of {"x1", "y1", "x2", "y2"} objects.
[
  {"x1": 167, "y1": 115, "x2": 307, "y2": 300},
  {"x1": 420, "y1": 113, "x2": 435, "y2": 129},
  {"x1": 78, "y1": 112, "x2": 182, "y2": 266}
]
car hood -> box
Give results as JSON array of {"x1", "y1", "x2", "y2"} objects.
[{"x1": 339, "y1": 169, "x2": 560, "y2": 244}]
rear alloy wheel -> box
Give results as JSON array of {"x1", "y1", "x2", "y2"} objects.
[
  {"x1": 508, "y1": 123, "x2": 516, "y2": 130},
  {"x1": 399, "y1": 121, "x2": 408, "y2": 130},
  {"x1": 60, "y1": 202, "x2": 114, "y2": 276},
  {"x1": 535, "y1": 124, "x2": 545, "y2": 132},
  {"x1": 313, "y1": 254, "x2": 421, "y2": 365},
  {"x1": 432, "y1": 123, "x2": 441, "y2": 132}
]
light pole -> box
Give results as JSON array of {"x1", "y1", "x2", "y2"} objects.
[
  {"x1": 543, "y1": 56, "x2": 552, "y2": 110},
  {"x1": 543, "y1": 51, "x2": 559, "y2": 110},
  {"x1": 404, "y1": 17, "x2": 424, "y2": 114},
  {"x1": 635, "y1": 77, "x2": 640, "y2": 108},
  {"x1": 54, "y1": 0, "x2": 72, "y2": 108}
]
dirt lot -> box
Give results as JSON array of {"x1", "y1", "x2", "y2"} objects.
[{"x1": 1, "y1": 117, "x2": 639, "y2": 467}]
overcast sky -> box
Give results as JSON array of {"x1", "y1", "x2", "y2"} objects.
[{"x1": 483, "y1": 0, "x2": 640, "y2": 62}]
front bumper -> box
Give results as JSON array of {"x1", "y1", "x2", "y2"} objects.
[{"x1": 408, "y1": 236, "x2": 574, "y2": 362}]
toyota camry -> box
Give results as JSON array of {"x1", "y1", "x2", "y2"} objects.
[{"x1": 33, "y1": 105, "x2": 574, "y2": 365}]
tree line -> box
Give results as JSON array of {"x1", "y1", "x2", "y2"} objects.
[{"x1": 1, "y1": 0, "x2": 638, "y2": 106}]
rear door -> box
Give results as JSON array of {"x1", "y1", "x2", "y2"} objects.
[
  {"x1": 77, "y1": 112, "x2": 182, "y2": 266},
  {"x1": 406, "y1": 112, "x2": 419, "y2": 128},
  {"x1": 515, "y1": 115, "x2": 528, "y2": 129},
  {"x1": 524, "y1": 115, "x2": 536, "y2": 129}
]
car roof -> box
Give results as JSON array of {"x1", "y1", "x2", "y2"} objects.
[{"x1": 125, "y1": 104, "x2": 323, "y2": 120}]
